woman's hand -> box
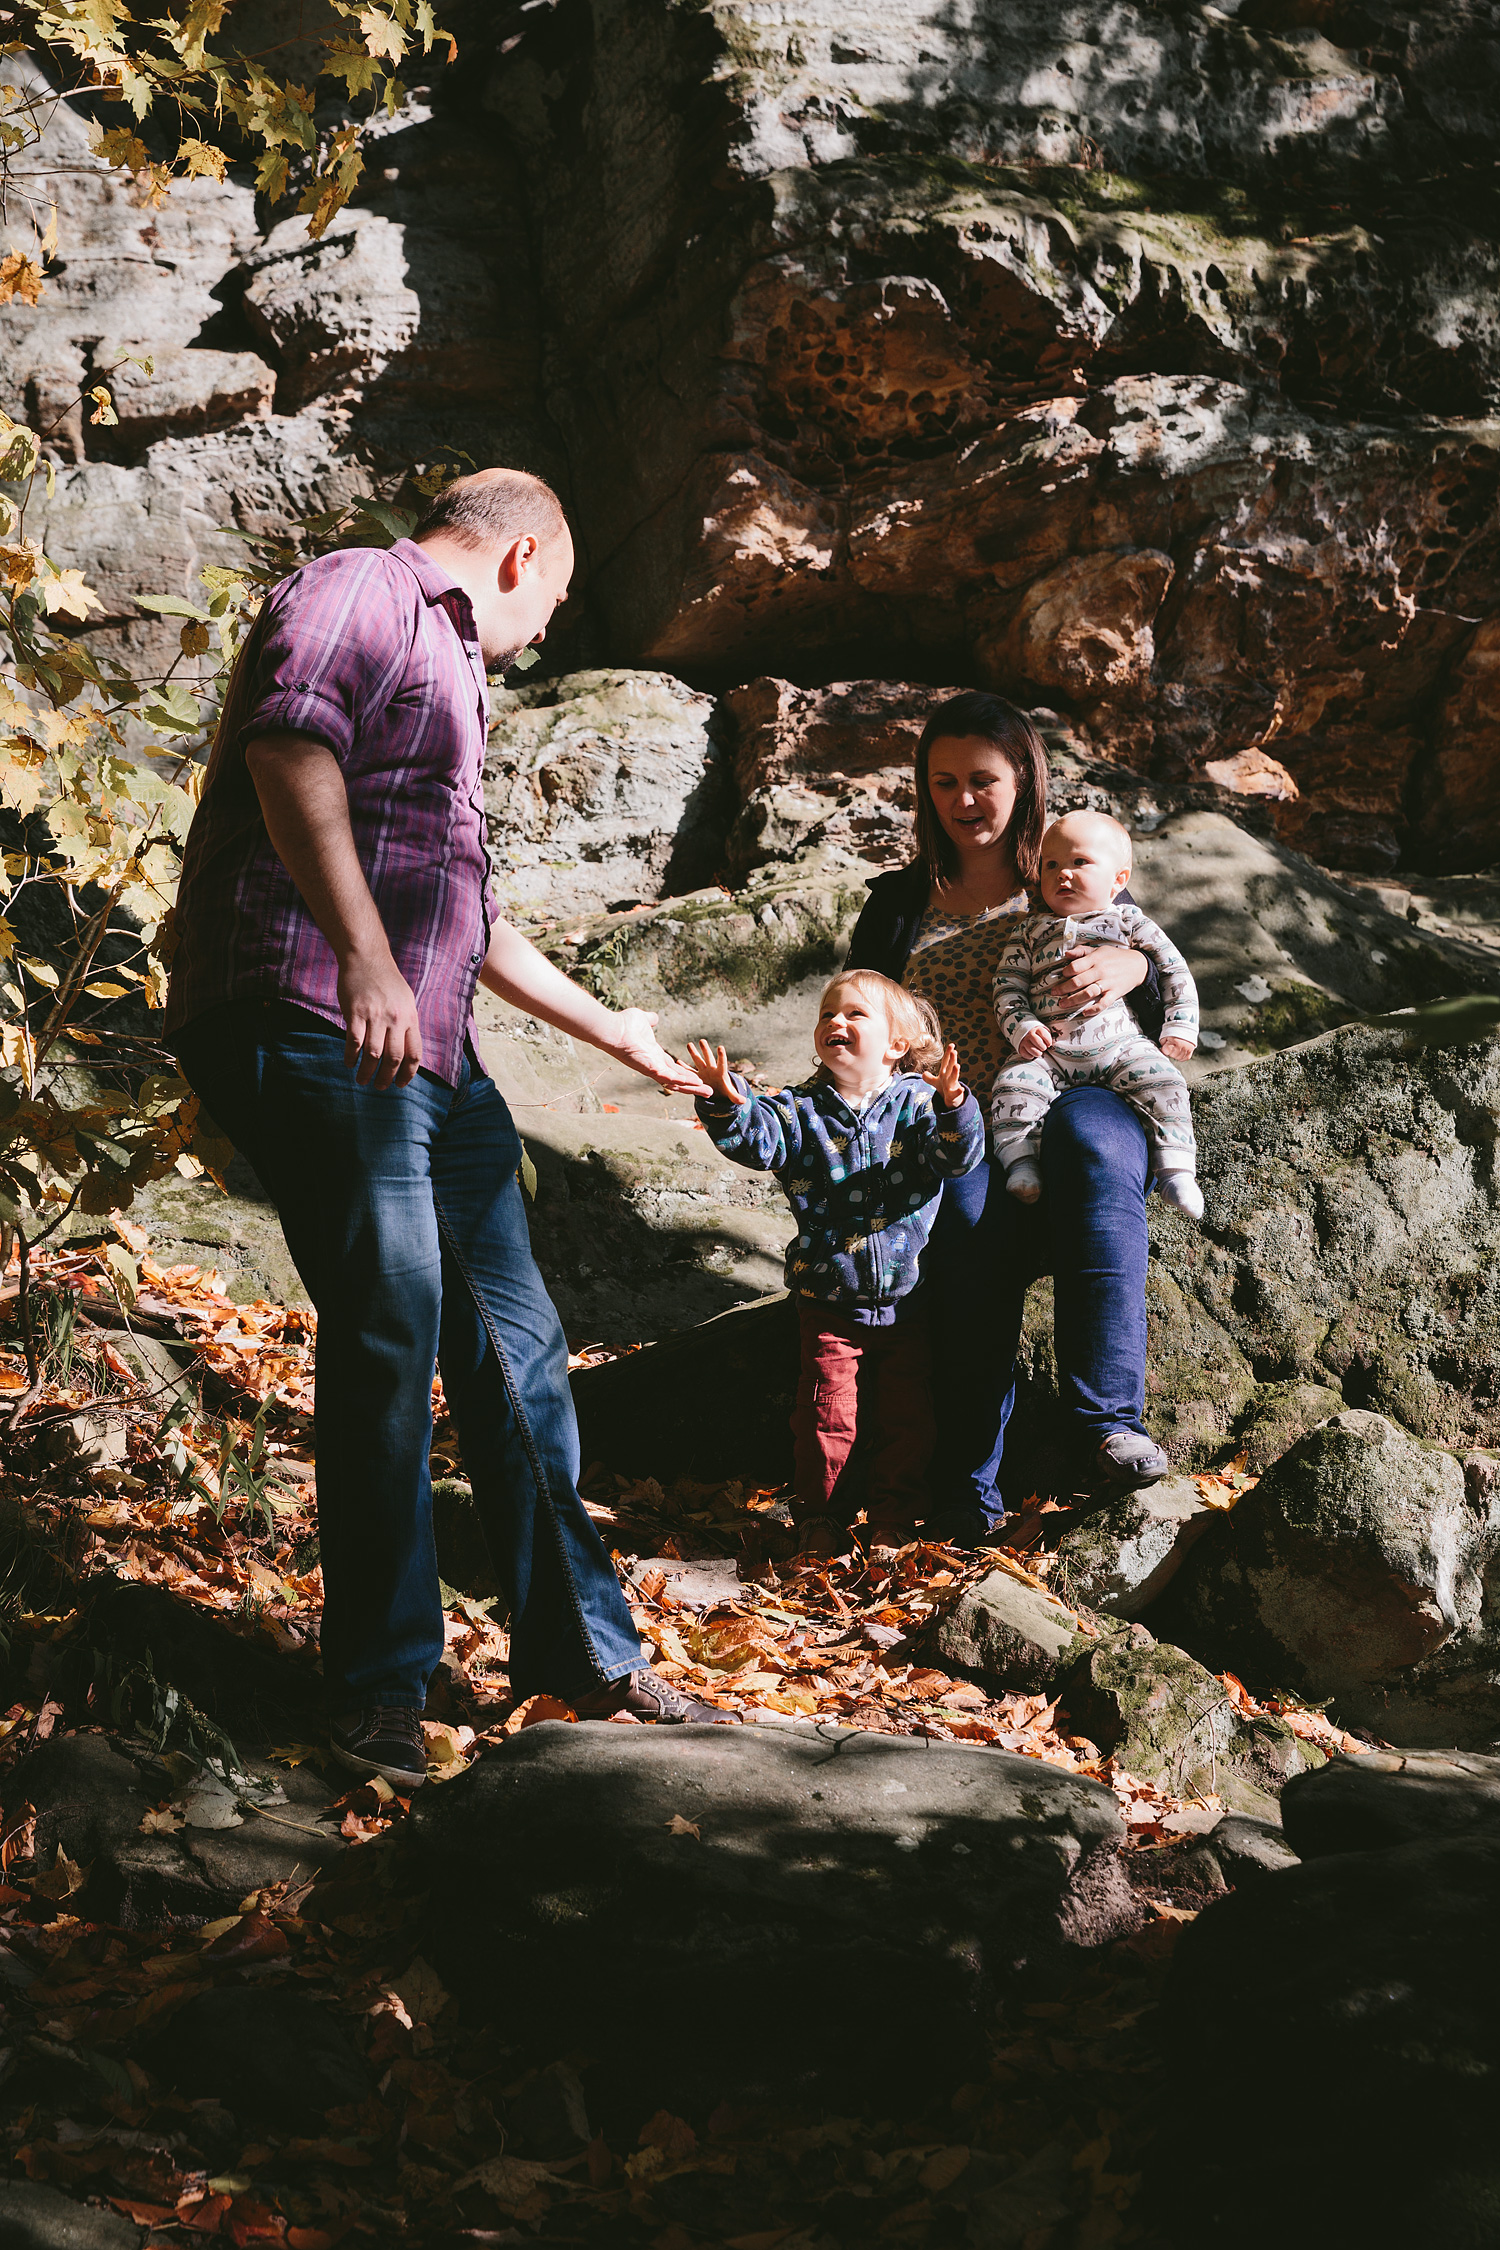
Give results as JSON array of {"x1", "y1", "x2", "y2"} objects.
[
  {"x1": 1051, "y1": 943, "x2": 1149, "y2": 1018},
  {"x1": 922, "y1": 1041, "x2": 967, "y2": 1108},
  {"x1": 685, "y1": 1038, "x2": 744, "y2": 1106},
  {"x1": 607, "y1": 1008, "x2": 712, "y2": 1097}
]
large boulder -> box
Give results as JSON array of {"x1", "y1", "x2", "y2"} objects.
[
  {"x1": 1281, "y1": 1746, "x2": 1500, "y2": 1860},
  {"x1": 412, "y1": 1721, "x2": 1138, "y2": 2113},
  {"x1": 1162, "y1": 1409, "x2": 1500, "y2": 1745}
]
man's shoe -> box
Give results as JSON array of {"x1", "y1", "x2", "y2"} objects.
[
  {"x1": 572, "y1": 1668, "x2": 740, "y2": 1725},
  {"x1": 330, "y1": 1705, "x2": 427, "y2": 1788},
  {"x1": 1094, "y1": 1429, "x2": 1170, "y2": 1491}
]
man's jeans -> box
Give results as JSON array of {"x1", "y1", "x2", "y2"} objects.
[
  {"x1": 925, "y1": 1084, "x2": 1151, "y2": 1529},
  {"x1": 174, "y1": 1001, "x2": 644, "y2": 1710}
]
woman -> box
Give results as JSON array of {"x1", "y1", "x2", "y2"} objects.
[{"x1": 845, "y1": 689, "x2": 1169, "y2": 1540}]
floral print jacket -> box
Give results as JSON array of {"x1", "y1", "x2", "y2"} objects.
[{"x1": 695, "y1": 1072, "x2": 984, "y2": 1326}]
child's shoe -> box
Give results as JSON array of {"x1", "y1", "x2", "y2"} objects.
[
  {"x1": 1005, "y1": 1158, "x2": 1043, "y2": 1203},
  {"x1": 792, "y1": 1513, "x2": 849, "y2": 1560},
  {"x1": 1158, "y1": 1172, "x2": 1205, "y2": 1220}
]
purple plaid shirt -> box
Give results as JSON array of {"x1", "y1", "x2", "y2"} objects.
[{"x1": 165, "y1": 539, "x2": 496, "y2": 1087}]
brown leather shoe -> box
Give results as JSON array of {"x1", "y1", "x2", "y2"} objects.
[{"x1": 572, "y1": 1668, "x2": 740, "y2": 1724}]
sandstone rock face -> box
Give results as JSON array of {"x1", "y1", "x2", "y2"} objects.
[
  {"x1": 492, "y1": 0, "x2": 1500, "y2": 875},
  {"x1": 4, "y1": 48, "x2": 562, "y2": 679},
  {"x1": 485, "y1": 670, "x2": 727, "y2": 920}
]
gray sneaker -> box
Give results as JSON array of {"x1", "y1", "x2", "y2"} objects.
[{"x1": 1095, "y1": 1429, "x2": 1170, "y2": 1490}]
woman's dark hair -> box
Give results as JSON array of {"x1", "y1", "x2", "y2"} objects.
[{"x1": 913, "y1": 691, "x2": 1050, "y2": 890}]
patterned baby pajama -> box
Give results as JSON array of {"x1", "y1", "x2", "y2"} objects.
[{"x1": 991, "y1": 906, "x2": 1200, "y2": 1178}]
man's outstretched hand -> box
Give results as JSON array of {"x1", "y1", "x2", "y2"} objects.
[
  {"x1": 608, "y1": 1008, "x2": 712, "y2": 1097},
  {"x1": 921, "y1": 1041, "x2": 967, "y2": 1108},
  {"x1": 685, "y1": 1039, "x2": 743, "y2": 1106}
]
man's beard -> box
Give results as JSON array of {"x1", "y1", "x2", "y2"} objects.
[{"x1": 483, "y1": 638, "x2": 526, "y2": 673}]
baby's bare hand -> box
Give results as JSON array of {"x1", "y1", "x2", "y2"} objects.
[
  {"x1": 1160, "y1": 1036, "x2": 1195, "y2": 1062},
  {"x1": 1015, "y1": 1025, "x2": 1053, "y2": 1061},
  {"x1": 685, "y1": 1038, "x2": 742, "y2": 1105}
]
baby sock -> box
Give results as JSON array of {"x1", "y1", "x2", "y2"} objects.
[
  {"x1": 1158, "y1": 1172, "x2": 1205, "y2": 1220},
  {"x1": 1006, "y1": 1158, "x2": 1043, "y2": 1203}
]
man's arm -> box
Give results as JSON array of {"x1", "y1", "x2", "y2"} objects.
[
  {"x1": 480, "y1": 919, "x2": 710, "y2": 1099},
  {"x1": 245, "y1": 732, "x2": 422, "y2": 1091}
]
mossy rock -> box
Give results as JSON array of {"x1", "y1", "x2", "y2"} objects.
[{"x1": 1060, "y1": 1638, "x2": 1319, "y2": 1818}]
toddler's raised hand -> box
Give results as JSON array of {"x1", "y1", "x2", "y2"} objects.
[
  {"x1": 686, "y1": 1039, "x2": 744, "y2": 1106},
  {"x1": 1015, "y1": 1024, "x2": 1053, "y2": 1061},
  {"x1": 922, "y1": 1041, "x2": 966, "y2": 1109},
  {"x1": 1160, "y1": 1037, "x2": 1194, "y2": 1062}
]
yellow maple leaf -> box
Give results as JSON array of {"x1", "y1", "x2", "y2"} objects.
[
  {"x1": 0, "y1": 544, "x2": 38, "y2": 590},
  {"x1": 40, "y1": 568, "x2": 106, "y2": 621},
  {"x1": 178, "y1": 136, "x2": 229, "y2": 182},
  {"x1": 0, "y1": 251, "x2": 43, "y2": 306},
  {"x1": 358, "y1": 6, "x2": 407, "y2": 61}
]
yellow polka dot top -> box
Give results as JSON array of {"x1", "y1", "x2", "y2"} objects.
[{"x1": 904, "y1": 890, "x2": 1031, "y2": 1095}]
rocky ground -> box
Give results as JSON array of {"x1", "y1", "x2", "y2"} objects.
[{"x1": 0, "y1": 1196, "x2": 1498, "y2": 2246}]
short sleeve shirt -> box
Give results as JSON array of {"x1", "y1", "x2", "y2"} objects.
[
  {"x1": 904, "y1": 891, "x2": 1030, "y2": 1092},
  {"x1": 165, "y1": 539, "x2": 495, "y2": 1086}
]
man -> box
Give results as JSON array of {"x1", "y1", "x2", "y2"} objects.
[{"x1": 166, "y1": 467, "x2": 729, "y2": 1786}]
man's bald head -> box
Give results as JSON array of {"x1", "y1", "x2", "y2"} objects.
[
  {"x1": 412, "y1": 467, "x2": 575, "y2": 671},
  {"x1": 412, "y1": 466, "x2": 569, "y2": 556}
]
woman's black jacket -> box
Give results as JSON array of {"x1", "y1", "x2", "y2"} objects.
[{"x1": 844, "y1": 860, "x2": 1167, "y2": 1045}]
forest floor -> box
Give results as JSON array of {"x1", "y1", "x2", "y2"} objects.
[{"x1": 0, "y1": 1230, "x2": 1349, "y2": 2250}]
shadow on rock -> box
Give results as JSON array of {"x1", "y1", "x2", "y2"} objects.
[{"x1": 411, "y1": 1722, "x2": 1141, "y2": 2123}]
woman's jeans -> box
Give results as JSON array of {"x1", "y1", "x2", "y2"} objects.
[
  {"x1": 926, "y1": 1084, "x2": 1150, "y2": 1530},
  {"x1": 174, "y1": 1001, "x2": 645, "y2": 1712}
]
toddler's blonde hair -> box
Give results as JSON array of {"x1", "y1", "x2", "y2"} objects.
[{"x1": 818, "y1": 969, "x2": 944, "y2": 1075}]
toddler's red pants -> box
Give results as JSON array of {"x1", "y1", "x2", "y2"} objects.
[{"x1": 791, "y1": 1299, "x2": 934, "y2": 1530}]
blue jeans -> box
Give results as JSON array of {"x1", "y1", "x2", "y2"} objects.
[
  {"x1": 174, "y1": 1002, "x2": 644, "y2": 1710},
  {"x1": 925, "y1": 1085, "x2": 1150, "y2": 1529}
]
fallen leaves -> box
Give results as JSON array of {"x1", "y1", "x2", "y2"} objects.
[{"x1": 665, "y1": 1813, "x2": 700, "y2": 1838}]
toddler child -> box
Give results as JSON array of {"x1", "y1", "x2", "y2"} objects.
[
  {"x1": 991, "y1": 809, "x2": 1204, "y2": 1218},
  {"x1": 688, "y1": 970, "x2": 983, "y2": 1557}
]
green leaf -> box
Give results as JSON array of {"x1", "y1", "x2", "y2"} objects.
[
  {"x1": 509, "y1": 646, "x2": 541, "y2": 672},
  {"x1": 136, "y1": 594, "x2": 210, "y2": 621},
  {"x1": 140, "y1": 682, "x2": 204, "y2": 735},
  {"x1": 519, "y1": 1142, "x2": 537, "y2": 1200},
  {"x1": 350, "y1": 497, "x2": 415, "y2": 546}
]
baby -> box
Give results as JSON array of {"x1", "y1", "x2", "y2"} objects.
[
  {"x1": 688, "y1": 971, "x2": 983, "y2": 1555},
  {"x1": 991, "y1": 809, "x2": 1204, "y2": 1219}
]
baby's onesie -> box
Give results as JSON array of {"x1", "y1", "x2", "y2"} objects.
[{"x1": 991, "y1": 905, "x2": 1199, "y2": 1174}]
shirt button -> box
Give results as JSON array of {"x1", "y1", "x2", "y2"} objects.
[
  {"x1": 469, "y1": 953, "x2": 482, "y2": 966},
  {"x1": 293, "y1": 680, "x2": 312, "y2": 691}
]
